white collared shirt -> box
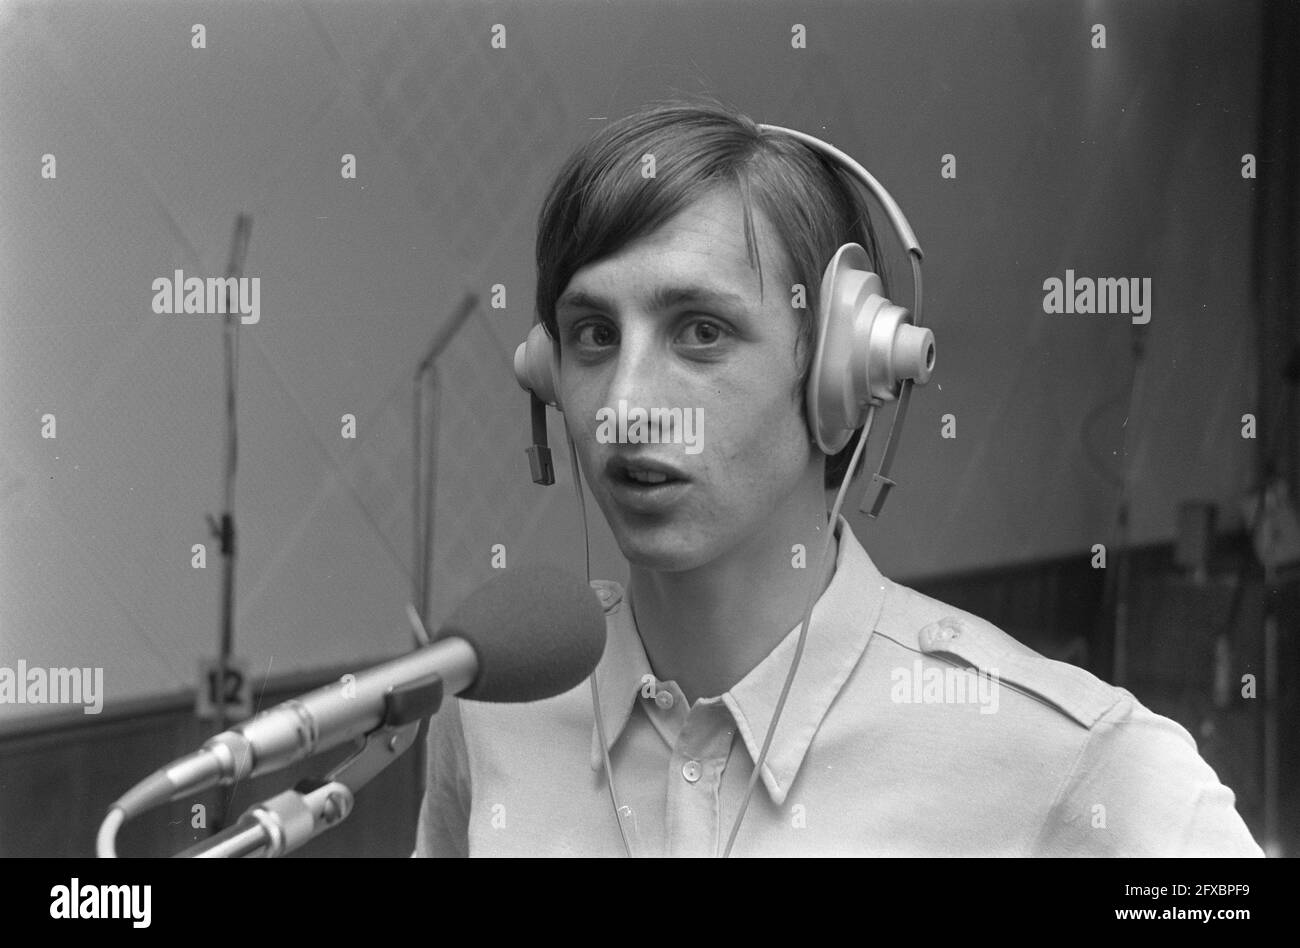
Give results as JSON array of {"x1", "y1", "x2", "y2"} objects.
[{"x1": 414, "y1": 517, "x2": 1262, "y2": 857}]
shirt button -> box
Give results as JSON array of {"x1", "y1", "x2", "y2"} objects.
[
  {"x1": 682, "y1": 760, "x2": 702, "y2": 783},
  {"x1": 654, "y1": 689, "x2": 674, "y2": 710}
]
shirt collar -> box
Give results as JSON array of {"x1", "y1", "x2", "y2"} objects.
[
  {"x1": 588, "y1": 515, "x2": 891, "y2": 806},
  {"x1": 587, "y1": 580, "x2": 652, "y2": 771}
]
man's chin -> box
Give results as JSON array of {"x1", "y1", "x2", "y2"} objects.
[{"x1": 611, "y1": 522, "x2": 712, "y2": 573}]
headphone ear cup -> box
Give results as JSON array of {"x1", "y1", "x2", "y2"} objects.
[
  {"x1": 514, "y1": 322, "x2": 563, "y2": 411},
  {"x1": 807, "y1": 243, "x2": 934, "y2": 454}
]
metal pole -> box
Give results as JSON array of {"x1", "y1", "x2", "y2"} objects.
[{"x1": 210, "y1": 214, "x2": 251, "y2": 832}]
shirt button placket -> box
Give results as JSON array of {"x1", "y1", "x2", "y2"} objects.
[{"x1": 666, "y1": 703, "x2": 733, "y2": 857}]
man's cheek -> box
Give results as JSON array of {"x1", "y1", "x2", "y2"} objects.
[{"x1": 567, "y1": 430, "x2": 601, "y2": 482}]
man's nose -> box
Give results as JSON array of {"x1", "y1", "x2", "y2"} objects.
[
  {"x1": 601, "y1": 328, "x2": 683, "y2": 441},
  {"x1": 604, "y1": 326, "x2": 670, "y2": 407}
]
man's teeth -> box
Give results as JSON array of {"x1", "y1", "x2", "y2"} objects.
[{"x1": 628, "y1": 470, "x2": 670, "y2": 484}]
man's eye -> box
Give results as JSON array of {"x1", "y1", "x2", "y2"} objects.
[
  {"x1": 567, "y1": 317, "x2": 730, "y2": 351},
  {"x1": 677, "y1": 318, "x2": 729, "y2": 346},
  {"x1": 572, "y1": 321, "x2": 617, "y2": 348}
]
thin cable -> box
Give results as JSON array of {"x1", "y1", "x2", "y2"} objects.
[
  {"x1": 96, "y1": 808, "x2": 124, "y2": 858},
  {"x1": 860, "y1": 252, "x2": 924, "y2": 519},
  {"x1": 567, "y1": 432, "x2": 636, "y2": 858},
  {"x1": 566, "y1": 433, "x2": 592, "y2": 582},
  {"x1": 588, "y1": 677, "x2": 634, "y2": 857},
  {"x1": 722, "y1": 404, "x2": 877, "y2": 857},
  {"x1": 911, "y1": 253, "x2": 924, "y2": 328}
]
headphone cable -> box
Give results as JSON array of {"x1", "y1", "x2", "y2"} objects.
[
  {"x1": 566, "y1": 431, "x2": 638, "y2": 858},
  {"x1": 721, "y1": 402, "x2": 876, "y2": 857}
]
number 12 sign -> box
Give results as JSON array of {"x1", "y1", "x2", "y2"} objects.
[{"x1": 196, "y1": 656, "x2": 252, "y2": 721}]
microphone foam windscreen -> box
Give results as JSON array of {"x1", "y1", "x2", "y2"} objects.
[{"x1": 437, "y1": 566, "x2": 607, "y2": 702}]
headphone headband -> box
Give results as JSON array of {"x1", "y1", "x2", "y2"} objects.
[{"x1": 756, "y1": 124, "x2": 923, "y2": 261}]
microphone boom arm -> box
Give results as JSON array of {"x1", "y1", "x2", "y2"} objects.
[{"x1": 176, "y1": 672, "x2": 444, "y2": 857}]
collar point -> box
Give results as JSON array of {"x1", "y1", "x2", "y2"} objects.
[{"x1": 760, "y1": 767, "x2": 790, "y2": 807}]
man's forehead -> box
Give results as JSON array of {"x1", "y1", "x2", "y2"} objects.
[
  {"x1": 559, "y1": 190, "x2": 785, "y2": 310},
  {"x1": 555, "y1": 283, "x2": 752, "y2": 314}
]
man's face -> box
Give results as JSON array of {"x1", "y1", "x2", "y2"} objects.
[{"x1": 554, "y1": 186, "x2": 818, "y2": 572}]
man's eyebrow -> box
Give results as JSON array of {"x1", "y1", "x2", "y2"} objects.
[{"x1": 555, "y1": 285, "x2": 750, "y2": 313}]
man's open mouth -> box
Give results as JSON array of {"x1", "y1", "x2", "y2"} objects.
[
  {"x1": 605, "y1": 456, "x2": 690, "y2": 486},
  {"x1": 605, "y1": 457, "x2": 691, "y2": 491}
]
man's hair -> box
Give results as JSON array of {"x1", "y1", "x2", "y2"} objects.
[{"x1": 534, "y1": 95, "x2": 891, "y2": 489}]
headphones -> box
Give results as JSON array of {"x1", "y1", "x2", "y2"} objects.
[
  {"x1": 510, "y1": 122, "x2": 935, "y2": 856},
  {"x1": 514, "y1": 123, "x2": 934, "y2": 517}
]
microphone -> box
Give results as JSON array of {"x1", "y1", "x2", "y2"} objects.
[{"x1": 110, "y1": 566, "x2": 606, "y2": 820}]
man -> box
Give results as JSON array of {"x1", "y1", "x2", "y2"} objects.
[{"x1": 414, "y1": 98, "x2": 1262, "y2": 856}]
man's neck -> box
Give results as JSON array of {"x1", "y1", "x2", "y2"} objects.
[{"x1": 627, "y1": 484, "x2": 840, "y2": 705}]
